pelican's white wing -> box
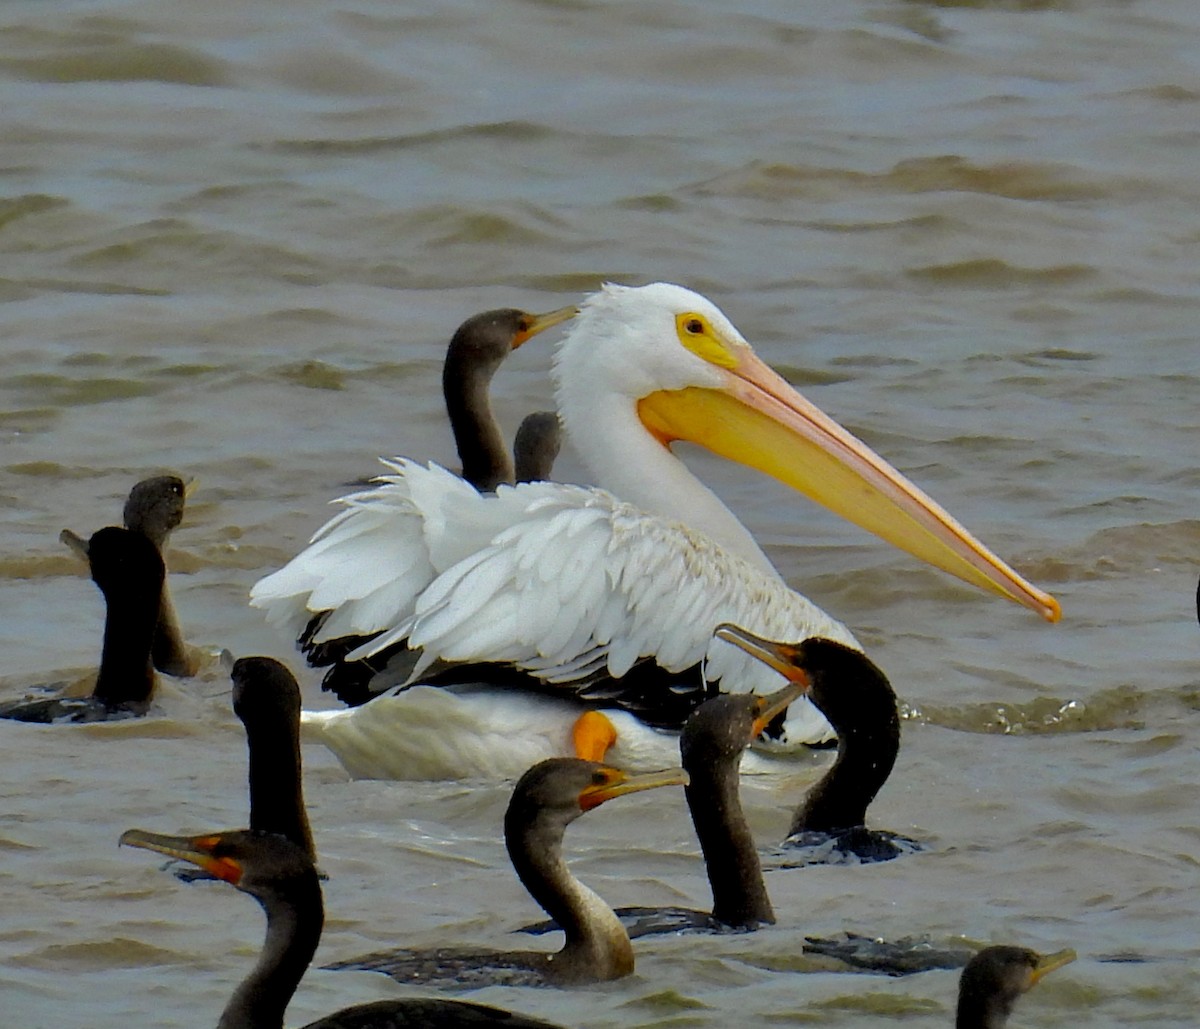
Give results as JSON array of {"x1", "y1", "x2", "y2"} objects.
[{"x1": 252, "y1": 460, "x2": 857, "y2": 744}]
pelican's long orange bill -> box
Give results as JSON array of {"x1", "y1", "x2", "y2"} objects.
[{"x1": 638, "y1": 347, "x2": 1060, "y2": 622}]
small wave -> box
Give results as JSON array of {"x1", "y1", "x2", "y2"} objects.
[
  {"x1": 770, "y1": 365, "x2": 856, "y2": 387},
  {"x1": 7, "y1": 461, "x2": 109, "y2": 480},
  {"x1": 421, "y1": 210, "x2": 560, "y2": 248},
  {"x1": 260, "y1": 119, "x2": 556, "y2": 156},
  {"x1": 830, "y1": 353, "x2": 922, "y2": 369},
  {"x1": 1115, "y1": 84, "x2": 1200, "y2": 103},
  {"x1": 65, "y1": 220, "x2": 326, "y2": 286},
  {"x1": 614, "y1": 194, "x2": 686, "y2": 213},
  {"x1": 258, "y1": 47, "x2": 412, "y2": 98},
  {"x1": 19, "y1": 277, "x2": 170, "y2": 298},
  {"x1": 1084, "y1": 520, "x2": 1200, "y2": 567},
  {"x1": 1089, "y1": 286, "x2": 1200, "y2": 306},
  {"x1": 901, "y1": 695, "x2": 1125, "y2": 734},
  {"x1": 1009, "y1": 303, "x2": 1078, "y2": 323},
  {"x1": 0, "y1": 43, "x2": 230, "y2": 86},
  {"x1": 0, "y1": 194, "x2": 68, "y2": 231},
  {"x1": 905, "y1": 258, "x2": 1096, "y2": 288},
  {"x1": 275, "y1": 360, "x2": 347, "y2": 392},
  {"x1": 1018, "y1": 520, "x2": 1200, "y2": 581},
  {"x1": 10, "y1": 937, "x2": 185, "y2": 971},
  {"x1": 0, "y1": 553, "x2": 87, "y2": 581},
  {"x1": 803, "y1": 213, "x2": 955, "y2": 235},
  {"x1": 885, "y1": 154, "x2": 1109, "y2": 201},
  {"x1": 900, "y1": 0, "x2": 1080, "y2": 12},
  {"x1": 620, "y1": 989, "x2": 714, "y2": 1015},
  {"x1": 691, "y1": 155, "x2": 1112, "y2": 203},
  {"x1": 901, "y1": 681, "x2": 1200, "y2": 735},
  {"x1": 1015, "y1": 348, "x2": 1099, "y2": 363},
  {"x1": 6, "y1": 371, "x2": 158, "y2": 408}
]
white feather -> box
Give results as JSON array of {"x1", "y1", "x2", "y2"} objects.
[
  {"x1": 252, "y1": 460, "x2": 858, "y2": 759},
  {"x1": 299, "y1": 685, "x2": 806, "y2": 781}
]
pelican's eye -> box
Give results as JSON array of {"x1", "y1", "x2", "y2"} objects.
[{"x1": 675, "y1": 312, "x2": 737, "y2": 369}]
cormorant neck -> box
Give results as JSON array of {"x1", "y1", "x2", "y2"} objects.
[
  {"x1": 444, "y1": 346, "x2": 512, "y2": 492},
  {"x1": 244, "y1": 716, "x2": 315, "y2": 861},
  {"x1": 684, "y1": 752, "x2": 773, "y2": 928},
  {"x1": 151, "y1": 586, "x2": 196, "y2": 678},
  {"x1": 955, "y1": 987, "x2": 1016, "y2": 1029},
  {"x1": 91, "y1": 569, "x2": 161, "y2": 710},
  {"x1": 505, "y1": 813, "x2": 632, "y2": 982},
  {"x1": 789, "y1": 704, "x2": 899, "y2": 836},
  {"x1": 219, "y1": 874, "x2": 323, "y2": 1029}
]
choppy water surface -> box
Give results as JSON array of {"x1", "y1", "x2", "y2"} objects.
[{"x1": 2, "y1": 1, "x2": 1199, "y2": 1026}]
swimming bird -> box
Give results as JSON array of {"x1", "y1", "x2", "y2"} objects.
[
  {"x1": 233, "y1": 657, "x2": 315, "y2": 860},
  {"x1": 715, "y1": 623, "x2": 916, "y2": 864},
  {"x1": 679, "y1": 683, "x2": 799, "y2": 929},
  {"x1": 521, "y1": 681, "x2": 801, "y2": 939},
  {"x1": 312, "y1": 308, "x2": 572, "y2": 707},
  {"x1": 956, "y1": 945, "x2": 1075, "y2": 1028},
  {"x1": 515, "y1": 672, "x2": 969, "y2": 975},
  {"x1": 62, "y1": 474, "x2": 197, "y2": 677},
  {"x1": 120, "y1": 829, "x2": 568, "y2": 1029},
  {"x1": 444, "y1": 306, "x2": 576, "y2": 492},
  {"x1": 323, "y1": 757, "x2": 688, "y2": 988},
  {"x1": 0, "y1": 527, "x2": 162, "y2": 723},
  {"x1": 252, "y1": 282, "x2": 1059, "y2": 780}
]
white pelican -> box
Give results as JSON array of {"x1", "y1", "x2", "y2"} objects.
[{"x1": 251, "y1": 282, "x2": 1059, "y2": 779}]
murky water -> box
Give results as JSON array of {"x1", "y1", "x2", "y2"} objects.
[{"x1": 2, "y1": 0, "x2": 1199, "y2": 1025}]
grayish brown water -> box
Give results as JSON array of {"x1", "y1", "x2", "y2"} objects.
[{"x1": 2, "y1": 0, "x2": 1199, "y2": 1025}]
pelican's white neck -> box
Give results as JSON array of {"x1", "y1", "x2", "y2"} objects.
[
  {"x1": 554, "y1": 319, "x2": 779, "y2": 578},
  {"x1": 577, "y1": 398, "x2": 776, "y2": 575}
]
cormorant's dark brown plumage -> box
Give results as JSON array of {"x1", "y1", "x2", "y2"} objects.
[
  {"x1": 956, "y1": 945, "x2": 1075, "y2": 1028},
  {"x1": 127, "y1": 475, "x2": 195, "y2": 677},
  {"x1": 232, "y1": 657, "x2": 315, "y2": 861},
  {"x1": 513, "y1": 410, "x2": 562, "y2": 484},
  {"x1": 716, "y1": 624, "x2": 918, "y2": 864},
  {"x1": 324, "y1": 757, "x2": 687, "y2": 988},
  {"x1": 122, "y1": 473, "x2": 187, "y2": 546},
  {"x1": 62, "y1": 474, "x2": 195, "y2": 677},
  {"x1": 682, "y1": 685, "x2": 800, "y2": 929},
  {"x1": 121, "y1": 829, "x2": 567, "y2": 1029},
  {"x1": 444, "y1": 307, "x2": 574, "y2": 493},
  {"x1": 0, "y1": 526, "x2": 162, "y2": 723}
]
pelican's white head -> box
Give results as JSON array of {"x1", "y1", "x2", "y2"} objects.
[
  {"x1": 553, "y1": 282, "x2": 748, "y2": 403},
  {"x1": 551, "y1": 281, "x2": 1060, "y2": 622}
]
